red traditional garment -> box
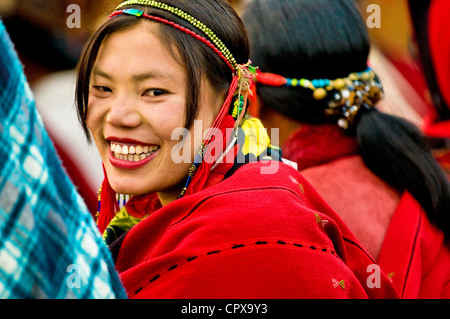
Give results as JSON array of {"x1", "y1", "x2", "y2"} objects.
[
  {"x1": 283, "y1": 123, "x2": 450, "y2": 298},
  {"x1": 105, "y1": 157, "x2": 398, "y2": 298}
]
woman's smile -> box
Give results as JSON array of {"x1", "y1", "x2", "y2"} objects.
[
  {"x1": 109, "y1": 141, "x2": 160, "y2": 162},
  {"x1": 108, "y1": 140, "x2": 161, "y2": 169}
]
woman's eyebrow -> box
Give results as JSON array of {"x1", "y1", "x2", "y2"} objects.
[
  {"x1": 131, "y1": 70, "x2": 170, "y2": 82},
  {"x1": 92, "y1": 67, "x2": 114, "y2": 81},
  {"x1": 92, "y1": 67, "x2": 175, "y2": 82}
]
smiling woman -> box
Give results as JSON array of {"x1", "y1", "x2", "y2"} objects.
[{"x1": 74, "y1": 0, "x2": 399, "y2": 299}]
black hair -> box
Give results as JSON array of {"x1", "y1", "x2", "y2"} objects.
[
  {"x1": 242, "y1": 0, "x2": 450, "y2": 238},
  {"x1": 76, "y1": 0, "x2": 249, "y2": 143}
]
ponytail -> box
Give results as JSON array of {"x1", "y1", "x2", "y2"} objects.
[{"x1": 356, "y1": 108, "x2": 450, "y2": 238}]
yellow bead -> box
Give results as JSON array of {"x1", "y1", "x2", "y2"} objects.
[
  {"x1": 360, "y1": 72, "x2": 370, "y2": 81},
  {"x1": 349, "y1": 73, "x2": 358, "y2": 81},
  {"x1": 313, "y1": 88, "x2": 327, "y2": 100},
  {"x1": 333, "y1": 78, "x2": 346, "y2": 90}
]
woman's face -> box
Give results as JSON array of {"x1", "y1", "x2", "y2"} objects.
[{"x1": 87, "y1": 22, "x2": 219, "y2": 205}]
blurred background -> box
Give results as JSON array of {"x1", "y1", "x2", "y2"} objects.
[{"x1": 1, "y1": 0, "x2": 449, "y2": 216}]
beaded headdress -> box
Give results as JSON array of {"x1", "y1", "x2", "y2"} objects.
[
  {"x1": 97, "y1": 0, "x2": 254, "y2": 231},
  {"x1": 254, "y1": 67, "x2": 383, "y2": 130}
]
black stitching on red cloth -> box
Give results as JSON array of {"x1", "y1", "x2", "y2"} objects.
[
  {"x1": 168, "y1": 264, "x2": 178, "y2": 271},
  {"x1": 132, "y1": 239, "x2": 337, "y2": 295}
]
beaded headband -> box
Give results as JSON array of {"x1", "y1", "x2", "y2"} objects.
[
  {"x1": 255, "y1": 67, "x2": 375, "y2": 99},
  {"x1": 114, "y1": 0, "x2": 238, "y2": 71},
  {"x1": 254, "y1": 67, "x2": 383, "y2": 129},
  {"x1": 109, "y1": 2, "x2": 255, "y2": 99},
  {"x1": 109, "y1": 8, "x2": 235, "y2": 71}
]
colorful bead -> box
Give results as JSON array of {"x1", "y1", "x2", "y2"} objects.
[
  {"x1": 348, "y1": 73, "x2": 358, "y2": 81},
  {"x1": 121, "y1": 8, "x2": 143, "y2": 16},
  {"x1": 300, "y1": 79, "x2": 313, "y2": 89},
  {"x1": 313, "y1": 88, "x2": 327, "y2": 100},
  {"x1": 232, "y1": 95, "x2": 244, "y2": 119},
  {"x1": 257, "y1": 72, "x2": 287, "y2": 87},
  {"x1": 333, "y1": 78, "x2": 345, "y2": 90},
  {"x1": 337, "y1": 118, "x2": 349, "y2": 130}
]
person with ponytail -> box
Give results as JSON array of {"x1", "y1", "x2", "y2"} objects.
[
  {"x1": 242, "y1": 0, "x2": 450, "y2": 298},
  {"x1": 74, "y1": 0, "x2": 399, "y2": 298}
]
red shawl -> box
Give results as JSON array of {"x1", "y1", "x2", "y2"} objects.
[{"x1": 113, "y1": 160, "x2": 399, "y2": 298}]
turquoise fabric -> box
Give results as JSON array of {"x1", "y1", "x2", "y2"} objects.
[{"x1": 0, "y1": 20, "x2": 126, "y2": 299}]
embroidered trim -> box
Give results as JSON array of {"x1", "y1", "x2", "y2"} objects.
[
  {"x1": 332, "y1": 278, "x2": 346, "y2": 289},
  {"x1": 131, "y1": 238, "x2": 338, "y2": 295}
]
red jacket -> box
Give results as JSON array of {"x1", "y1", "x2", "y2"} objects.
[
  {"x1": 111, "y1": 160, "x2": 398, "y2": 298},
  {"x1": 283, "y1": 123, "x2": 450, "y2": 298}
]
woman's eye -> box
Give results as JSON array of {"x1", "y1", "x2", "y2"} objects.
[
  {"x1": 93, "y1": 86, "x2": 112, "y2": 93},
  {"x1": 144, "y1": 89, "x2": 166, "y2": 97}
]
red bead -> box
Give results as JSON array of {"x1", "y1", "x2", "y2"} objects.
[{"x1": 256, "y1": 72, "x2": 287, "y2": 87}]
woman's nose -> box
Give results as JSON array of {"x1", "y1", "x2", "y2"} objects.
[{"x1": 106, "y1": 95, "x2": 142, "y2": 128}]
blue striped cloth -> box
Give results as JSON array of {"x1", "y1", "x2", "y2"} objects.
[{"x1": 0, "y1": 20, "x2": 126, "y2": 299}]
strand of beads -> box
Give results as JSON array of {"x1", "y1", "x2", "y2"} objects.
[{"x1": 282, "y1": 68, "x2": 375, "y2": 100}]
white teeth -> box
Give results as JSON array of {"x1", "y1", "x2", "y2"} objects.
[{"x1": 110, "y1": 141, "x2": 159, "y2": 162}]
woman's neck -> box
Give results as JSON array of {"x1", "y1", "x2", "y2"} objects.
[
  {"x1": 258, "y1": 107, "x2": 302, "y2": 147},
  {"x1": 157, "y1": 188, "x2": 183, "y2": 206}
]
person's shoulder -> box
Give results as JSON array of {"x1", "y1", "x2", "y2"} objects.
[
  {"x1": 218, "y1": 160, "x2": 307, "y2": 194},
  {"x1": 210, "y1": 160, "x2": 333, "y2": 213},
  {"x1": 183, "y1": 162, "x2": 341, "y2": 243}
]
